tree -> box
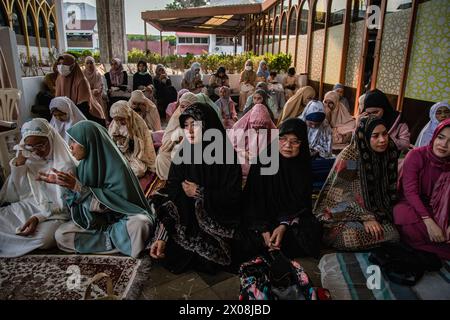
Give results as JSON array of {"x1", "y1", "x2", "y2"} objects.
[{"x1": 165, "y1": 0, "x2": 208, "y2": 10}]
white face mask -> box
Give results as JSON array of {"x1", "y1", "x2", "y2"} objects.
[
  {"x1": 57, "y1": 64, "x2": 73, "y2": 77},
  {"x1": 22, "y1": 149, "x2": 44, "y2": 161},
  {"x1": 245, "y1": 66, "x2": 252, "y2": 71},
  {"x1": 118, "y1": 125, "x2": 128, "y2": 137}
]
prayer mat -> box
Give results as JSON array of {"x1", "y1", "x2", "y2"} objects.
[
  {"x1": 0, "y1": 254, "x2": 151, "y2": 300},
  {"x1": 319, "y1": 252, "x2": 450, "y2": 300}
]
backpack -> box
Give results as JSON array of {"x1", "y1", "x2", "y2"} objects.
[{"x1": 238, "y1": 250, "x2": 331, "y2": 300}]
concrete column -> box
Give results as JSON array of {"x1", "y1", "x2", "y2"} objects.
[
  {"x1": 55, "y1": 0, "x2": 67, "y2": 54},
  {"x1": 0, "y1": 27, "x2": 26, "y2": 125},
  {"x1": 96, "y1": 0, "x2": 127, "y2": 63}
]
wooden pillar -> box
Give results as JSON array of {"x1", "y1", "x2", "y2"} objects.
[
  {"x1": 144, "y1": 21, "x2": 148, "y2": 53},
  {"x1": 160, "y1": 30, "x2": 163, "y2": 55}
]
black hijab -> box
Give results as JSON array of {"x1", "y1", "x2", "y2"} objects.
[
  {"x1": 243, "y1": 118, "x2": 312, "y2": 232},
  {"x1": 363, "y1": 89, "x2": 399, "y2": 130}
]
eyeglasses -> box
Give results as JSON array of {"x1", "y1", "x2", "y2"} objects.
[
  {"x1": 279, "y1": 136, "x2": 301, "y2": 147},
  {"x1": 24, "y1": 140, "x2": 49, "y2": 152}
]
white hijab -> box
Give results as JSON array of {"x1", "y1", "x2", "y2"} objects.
[
  {"x1": 1, "y1": 118, "x2": 76, "y2": 216},
  {"x1": 415, "y1": 101, "x2": 449, "y2": 147},
  {"x1": 49, "y1": 96, "x2": 87, "y2": 143}
]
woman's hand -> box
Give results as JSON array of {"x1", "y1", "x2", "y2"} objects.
[
  {"x1": 363, "y1": 220, "x2": 384, "y2": 241},
  {"x1": 269, "y1": 225, "x2": 287, "y2": 250},
  {"x1": 423, "y1": 218, "x2": 445, "y2": 243},
  {"x1": 356, "y1": 111, "x2": 369, "y2": 126},
  {"x1": 15, "y1": 150, "x2": 27, "y2": 166},
  {"x1": 182, "y1": 180, "x2": 201, "y2": 198},
  {"x1": 149, "y1": 240, "x2": 166, "y2": 259},
  {"x1": 17, "y1": 216, "x2": 39, "y2": 236},
  {"x1": 37, "y1": 168, "x2": 77, "y2": 190},
  {"x1": 261, "y1": 231, "x2": 272, "y2": 248}
]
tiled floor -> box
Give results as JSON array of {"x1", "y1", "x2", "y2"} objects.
[{"x1": 138, "y1": 256, "x2": 323, "y2": 300}]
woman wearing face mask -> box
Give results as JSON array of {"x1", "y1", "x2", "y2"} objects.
[
  {"x1": 394, "y1": 119, "x2": 450, "y2": 260},
  {"x1": 415, "y1": 102, "x2": 450, "y2": 147},
  {"x1": 83, "y1": 56, "x2": 107, "y2": 119},
  {"x1": 239, "y1": 59, "x2": 257, "y2": 112},
  {"x1": 108, "y1": 101, "x2": 156, "y2": 179},
  {"x1": 155, "y1": 92, "x2": 198, "y2": 180},
  {"x1": 313, "y1": 115, "x2": 400, "y2": 251},
  {"x1": 128, "y1": 90, "x2": 161, "y2": 131},
  {"x1": 49, "y1": 96, "x2": 87, "y2": 143},
  {"x1": 38, "y1": 120, "x2": 155, "y2": 258},
  {"x1": 182, "y1": 62, "x2": 203, "y2": 91},
  {"x1": 0, "y1": 119, "x2": 76, "y2": 257},
  {"x1": 43, "y1": 56, "x2": 64, "y2": 97},
  {"x1": 105, "y1": 58, "x2": 130, "y2": 106},
  {"x1": 55, "y1": 54, "x2": 106, "y2": 126}
]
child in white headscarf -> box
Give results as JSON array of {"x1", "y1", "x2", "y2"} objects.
[{"x1": 50, "y1": 96, "x2": 87, "y2": 143}]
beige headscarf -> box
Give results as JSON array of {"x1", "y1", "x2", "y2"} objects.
[
  {"x1": 240, "y1": 59, "x2": 256, "y2": 83},
  {"x1": 108, "y1": 101, "x2": 156, "y2": 173},
  {"x1": 55, "y1": 54, "x2": 105, "y2": 119},
  {"x1": 128, "y1": 90, "x2": 161, "y2": 131},
  {"x1": 277, "y1": 86, "x2": 315, "y2": 126}
]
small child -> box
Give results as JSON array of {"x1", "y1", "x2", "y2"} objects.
[{"x1": 215, "y1": 86, "x2": 238, "y2": 129}]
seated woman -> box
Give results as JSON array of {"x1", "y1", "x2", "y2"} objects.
[
  {"x1": 208, "y1": 66, "x2": 229, "y2": 100},
  {"x1": 361, "y1": 89, "x2": 410, "y2": 152},
  {"x1": 105, "y1": 58, "x2": 130, "y2": 106},
  {"x1": 166, "y1": 89, "x2": 189, "y2": 121},
  {"x1": 313, "y1": 115, "x2": 400, "y2": 251},
  {"x1": 230, "y1": 103, "x2": 276, "y2": 182},
  {"x1": 239, "y1": 59, "x2": 256, "y2": 112},
  {"x1": 195, "y1": 92, "x2": 221, "y2": 118},
  {"x1": 108, "y1": 101, "x2": 156, "y2": 178},
  {"x1": 182, "y1": 62, "x2": 203, "y2": 91},
  {"x1": 242, "y1": 89, "x2": 275, "y2": 121},
  {"x1": 43, "y1": 56, "x2": 64, "y2": 98},
  {"x1": 239, "y1": 118, "x2": 322, "y2": 262},
  {"x1": 333, "y1": 83, "x2": 351, "y2": 114},
  {"x1": 243, "y1": 82, "x2": 277, "y2": 117},
  {"x1": 0, "y1": 119, "x2": 76, "y2": 257},
  {"x1": 155, "y1": 92, "x2": 198, "y2": 180},
  {"x1": 256, "y1": 60, "x2": 270, "y2": 83},
  {"x1": 267, "y1": 71, "x2": 285, "y2": 111},
  {"x1": 149, "y1": 103, "x2": 242, "y2": 274},
  {"x1": 153, "y1": 64, "x2": 177, "y2": 120},
  {"x1": 277, "y1": 86, "x2": 316, "y2": 126},
  {"x1": 49, "y1": 96, "x2": 86, "y2": 143},
  {"x1": 128, "y1": 90, "x2": 161, "y2": 132},
  {"x1": 415, "y1": 101, "x2": 450, "y2": 147},
  {"x1": 133, "y1": 60, "x2": 153, "y2": 99},
  {"x1": 38, "y1": 120, "x2": 155, "y2": 258},
  {"x1": 299, "y1": 101, "x2": 334, "y2": 191},
  {"x1": 215, "y1": 86, "x2": 238, "y2": 129},
  {"x1": 55, "y1": 54, "x2": 106, "y2": 125},
  {"x1": 283, "y1": 67, "x2": 299, "y2": 101},
  {"x1": 394, "y1": 119, "x2": 450, "y2": 260},
  {"x1": 323, "y1": 91, "x2": 356, "y2": 151},
  {"x1": 83, "y1": 56, "x2": 107, "y2": 118}
]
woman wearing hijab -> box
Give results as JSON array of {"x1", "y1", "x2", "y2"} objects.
[
  {"x1": 256, "y1": 60, "x2": 270, "y2": 82},
  {"x1": 361, "y1": 89, "x2": 410, "y2": 152},
  {"x1": 394, "y1": 119, "x2": 450, "y2": 260},
  {"x1": 155, "y1": 92, "x2": 198, "y2": 180},
  {"x1": 49, "y1": 96, "x2": 87, "y2": 143},
  {"x1": 108, "y1": 101, "x2": 157, "y2": 178},
  {"x1": 0, "y1": 119, "x2": 76, "y2": 257},
  {"x1": 38, "y1": 120, "x2": 155, "y2": 258},
  {"x1": 166, "y1": 89, "x2": 189, "y2": 121},
  {"x1": 55, "y1": 54, "x2": 106, "y2": 125},
  {"x1": 230, "y1": 103, "x2": 276, "y2": 181},
  {"x1": 323, "y1": 91, "x2": 356, "y2": 151},
  {"x1": 333, "y1": 83, "x2": 351, "y2": 113},
  {"x1": 133, "y1": 60, "x2": 153, "y2": 96},
  {"x1": 215, "y1": 86, "x2": 238, "y2": 129},
  {"x1": 243, "y1": 82, "x2": 277, "y2": 117},
  {"x1": 182, "y1": 62, "x2": 203, "y2": 91},
  {"x1": 239, "y1": 59, "x2": 257, "y2": 112},
  {"x1": 277, "y1": 86, "x2": 316, "y2": 126},
  {"x1": 153, "y1": 64, "x2": 177, "y2": 120},
  {"x1": 149, "y1": 103, "x2": 242, "y2": 274},
  {"x1": 208, "y1": 66, "x2": 230, "y2": 100},
  {"x1": 128, "y1": 90, "x2": 161, "y2": 132},
  {"x1": 105, "y1": 58, "x2": 130, "y2": 106},
  {"x1": 43, "y1": 56, "x2": 64, "y2": 97},
  {"x1": 415, "y1": 102, "x2": 450, "y2": 147},
  {"x1": 299, "y1": 101, "x2": 334, "y2": 191},
  {"x1": 313, "y1": 115, "x2": 400, "y2": 251},
  {"x1": 243, "y1": 89, "x2": 275, "y2": 121},
  {"x1": 239, "y1": 118, "x2": 322, "y2": 261},
  {"x1": 83, "y1": 56, "x2": 107, "y2": 117}
]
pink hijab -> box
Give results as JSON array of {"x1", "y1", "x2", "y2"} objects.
[
  {"x1": 166, "y1": 89, "x2": 189, "y2": 119},
  {"x1": 110, "y1": 58, "x2": 125, "y2": 86}
]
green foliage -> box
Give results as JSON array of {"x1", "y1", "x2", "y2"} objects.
[
  {"x1": 166, "y1": 0, "x2": 208, "y2": 10},
  {"x1": 264, "y1": 52, "x2": 292, "y2": 73}
]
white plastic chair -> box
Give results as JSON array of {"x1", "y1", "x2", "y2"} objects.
[{"x1": 0, "y1": 88, "x2": 21, "y2": 178}]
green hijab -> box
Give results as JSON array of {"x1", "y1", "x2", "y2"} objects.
[{"x1": 67, "y1": 120, "x2": 153, "y2": 219}]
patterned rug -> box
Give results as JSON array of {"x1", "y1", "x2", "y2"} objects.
[{"x1": 0, "y1": 254, "x2": 151, "y2": 300}]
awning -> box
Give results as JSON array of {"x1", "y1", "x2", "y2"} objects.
[{"x1": 141, "y1": 2, "x2": 268, "y2": 37}]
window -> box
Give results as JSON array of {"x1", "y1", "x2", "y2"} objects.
[
  {"x1": 38, "y1": 13, "x2": 46, "y2": 38},
  {"x1": 299, "y1": 1, "x2": 309, "y2": 35},
  {"x1": 26, "y1": 9, "x2": 36, "y2": 37},
  {"x1": 313, "y1": 0, "x2": 326, "y2": 31},
  {"x1": 0, "y1": 5, "x2": 7, "y2": 27},
  {"x1": 329, "y1": 0, "x2": 346, "y2": 27},
  {"x1": 351, "y1": 0, "x2": 368, "y2": 23},
  {"x1": 12, "y1": 3, "x2": 24, "y2": 35}
]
